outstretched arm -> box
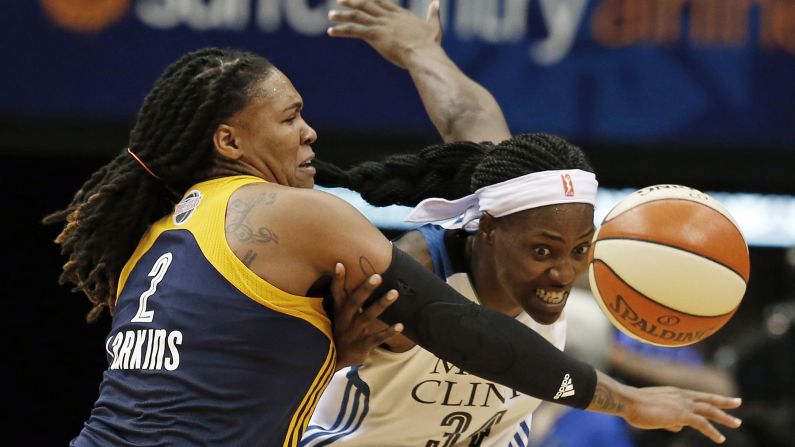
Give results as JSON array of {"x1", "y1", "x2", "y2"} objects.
[
  {"x1": 320, "y1": 245, "x2": 742, "y2": 444},
  {"x1": 290, "y1": 190, "x2": 741, "y2": 444},
  {"x1": 328, "y1": 0, "x2": 510, "y2": 143},
  {"x1": 587, "y1": 370, "x2": 742, "y2": 443}
]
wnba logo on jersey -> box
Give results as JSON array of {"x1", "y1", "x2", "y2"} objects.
[
  {"x1": 40, "y1": 0, "x2": 131, "y2": 34},
  {"x1": 174, "y1": 190, "x2": 202, "y2": 225}
]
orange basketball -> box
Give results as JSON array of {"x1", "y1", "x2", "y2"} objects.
[{"x1": 588, "y1": 185, "x2": 750, "y2": 347}]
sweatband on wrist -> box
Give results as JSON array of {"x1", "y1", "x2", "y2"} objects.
[{"x1": 367, "y1": 245, "x2": 597, "y2": 409}]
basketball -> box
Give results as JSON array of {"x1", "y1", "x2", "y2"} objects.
[{"x1": 588, "y1": 184, "x2": 750, "y2": 347}]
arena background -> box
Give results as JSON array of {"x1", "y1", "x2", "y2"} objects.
[{"x1": 3, "y1": 1, "x2": 794, "y2": 445}]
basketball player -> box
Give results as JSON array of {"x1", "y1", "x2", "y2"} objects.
[
  {"x1": 303, "y1": 1, "x2": 741, "y2": 446},
  {"x1": 46, "y1": 12, "x2": 739, "y2": 447}
]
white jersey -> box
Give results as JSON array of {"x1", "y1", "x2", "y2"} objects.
[{"x1": 303, "y1": 268, "x2": 567, "y2": 447}]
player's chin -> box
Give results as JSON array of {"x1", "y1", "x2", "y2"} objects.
[
  {"x1": 525, "y1": 298, "x2": 567, "y2": 325},
  {"x1": 294, "y1": 170, "x2": 316, "y2": 189}
]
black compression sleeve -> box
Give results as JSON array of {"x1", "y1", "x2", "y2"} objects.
[{"x1": 367, "y1": 245, "x2": 597, "y2": 409}]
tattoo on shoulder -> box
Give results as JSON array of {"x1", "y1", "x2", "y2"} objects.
[
  {"x1": 242, "y1": 250, "x2": 257, "y2": 267},
  {"x1": 359, "y1": 256, "x2": 376, "y2": 276},
  {"x1": 591, "y1": 383, "x2": 625, "y2": 413},
  {"x1": 226, "y1": 193, "x2": 279, "y2": 244},
  {"x1": 252, "y1": 227, "x2": 279, "y2": 244}
]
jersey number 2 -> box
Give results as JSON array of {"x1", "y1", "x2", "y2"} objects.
[{"x1": 131, "y1": 252, "x2": 173, "y2": 323}]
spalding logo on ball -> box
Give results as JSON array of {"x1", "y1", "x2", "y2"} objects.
[{"x1": 589, "y1": 185, "x2": 750, "y2": 347}]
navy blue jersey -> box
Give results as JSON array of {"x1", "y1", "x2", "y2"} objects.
[{"x1": 72, "y1": 176, "x2": 335, "y2": 447}]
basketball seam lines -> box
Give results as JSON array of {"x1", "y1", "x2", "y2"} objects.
[
  {"x1": 603, "y1": 198, "x2": 746, "y2": 246},
  {"x1": 590, "y1": 259, "x2": 738, "y2": 318},
  {"x1": 602, "y1": 197, "x2": 745, "y2": 228},
  {"x1": 593, "y1": 236, "x2": 749, "y2": 282}
]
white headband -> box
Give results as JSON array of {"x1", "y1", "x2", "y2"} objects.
[{"x1": 404, "y1": 169, "x2": 598, "y2": 231}]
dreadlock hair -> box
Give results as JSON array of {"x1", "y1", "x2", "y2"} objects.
[
  {"x1": 44, "y1": 48, "x2": 274, "y2": 322},
  {"x1": 314, "y1": 133, "x2": 593, "y2": 207}
]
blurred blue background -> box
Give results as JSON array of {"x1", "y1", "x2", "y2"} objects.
[{"x1": 3, "y1": 1, "x2": 794, "y2": 445}]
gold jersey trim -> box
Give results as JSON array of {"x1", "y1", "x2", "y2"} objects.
[
  {"x1": 116, "y1": 175, "x2": 333, "y2": 340},
  {"x1": 285, "y1": 345, "x2": 337, "y2": 447}
]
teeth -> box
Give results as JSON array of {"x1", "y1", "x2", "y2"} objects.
[{"x1": 536, "y1": 289, "x2": 567, "y2": 305}]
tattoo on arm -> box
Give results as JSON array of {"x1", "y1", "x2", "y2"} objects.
[
  {"x1": 591, "y1": 383, "x2": 625, "y2": 413},
  {"x1": 251, "y1": 227, "x2": 279, "y2": 244},
  {"x1": 226, "y1": 193, "x2": 279, "y2": 244},
  {"x1": 241, "y1": 250, "x2": 257, "y2": 267}
]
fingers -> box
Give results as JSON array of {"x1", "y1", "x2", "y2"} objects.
[
  {"x1": 329, "y1": 0, "x2": 402, "y2": 37},
  {"x1": 366, "y1": 321, "x2": 404, "y2": 346},
  {"x1": 329, "y1": 9, "x2": 375, "y2": 25},
  {"x1": 330, "y1": 263, "x2": 360, "y2": 324},
  {"x1": 327, "y1": 23, "x2": 371, "y2": 39},
  {"x1": 349, "y1": 274, "x2": 383, "y2": 308},
  {"x1": 374, "y1": 0, "x2": 399, "y2": 11},
  {"x1": 330, "y1": 263, "x2": 348, "y2": 307},
  {"x1": 425, "y1": 0, "x2": 442, "y2": 43},
  {"x1": 694, "y1": 402, "x2": 743, "y2": 429},
  {"x1": 359, "y1": 289, "x2": 398, "y2": 323},
  {"x1": 425, "y1": 0, "x2": 439, "y2": 23},
  {"x1": 691, "y1": 391, "x2": 743, "y2": 410},
  {"x1": 331, "y1": 262, "x2": 383, "y2": 320},
  {"x1": 682, "y1": 400, "x2": 742, "y2": 444},
  {"x1": 685, "y1": 414, "x2": 726, "y2": 444},
  {"x1": 337, "y1": 0, "x2": 397, "y2": 15}
]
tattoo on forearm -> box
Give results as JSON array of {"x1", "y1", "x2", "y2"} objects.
[
  {"x1": 226, "y1": 193, "x2": 279, "y2": 243},
  {"x1": 359, "y1": 256, "x2": 376, "y2": 276},
  {"x1": 592, "y1": 384, "x2": 625, "y2": 413}
]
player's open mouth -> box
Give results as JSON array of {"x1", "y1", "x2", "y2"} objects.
[
  {"x1": 298, "y1": 157, "x2": 316, "y2": 175},
  {"x1": 536, "y1": 289, "x2": 568, "y2": 305}
]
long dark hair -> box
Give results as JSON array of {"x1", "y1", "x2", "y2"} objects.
[
  {"x1": 44, "y1": 48, "x2": 274, "y2": 321},
  {"x1": 314, "y1": 133, "x2": 593, "y2": 207}
]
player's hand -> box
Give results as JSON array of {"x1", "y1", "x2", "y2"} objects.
[
  {"x1": 328, "y1": 0, "x2": 443, "y2": 69},
  {"x1": 330, "y1": 262, "x2": 403, "y2": 370},
  {"x1": 620, "y1": 385, "x2": 742, "y2": 444}
]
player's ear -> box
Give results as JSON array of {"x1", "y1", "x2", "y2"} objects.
[
  {"x1": 214, "y1": 123, "x2": 244, "y2": 160},
  {"x1": 478, "y1": 213, "x2": 496, "y2": 243}
]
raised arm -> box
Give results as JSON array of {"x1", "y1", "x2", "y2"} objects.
[{"x1": 328, "y1": 0, "x2": 510, "y2": 143}]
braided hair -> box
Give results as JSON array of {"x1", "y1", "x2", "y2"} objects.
[
  {"x1": 315, "y1": 133, "x2": 593, "y2": 207},
  {"x1": 44, "y1": 48, "x2": 274, "y2": 321}
]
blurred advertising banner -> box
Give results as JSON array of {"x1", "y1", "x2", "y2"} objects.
[{"x1": 6, "y1": 0, "x2": 795, "y2": 144}]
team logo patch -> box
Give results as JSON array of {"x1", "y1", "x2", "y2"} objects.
[
  {"x1": 561, "y1": 174, "x2": 575, "y2": 197},
  {"x1": 173, "y1": 190, "x2": 202, "y2": 225}
]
